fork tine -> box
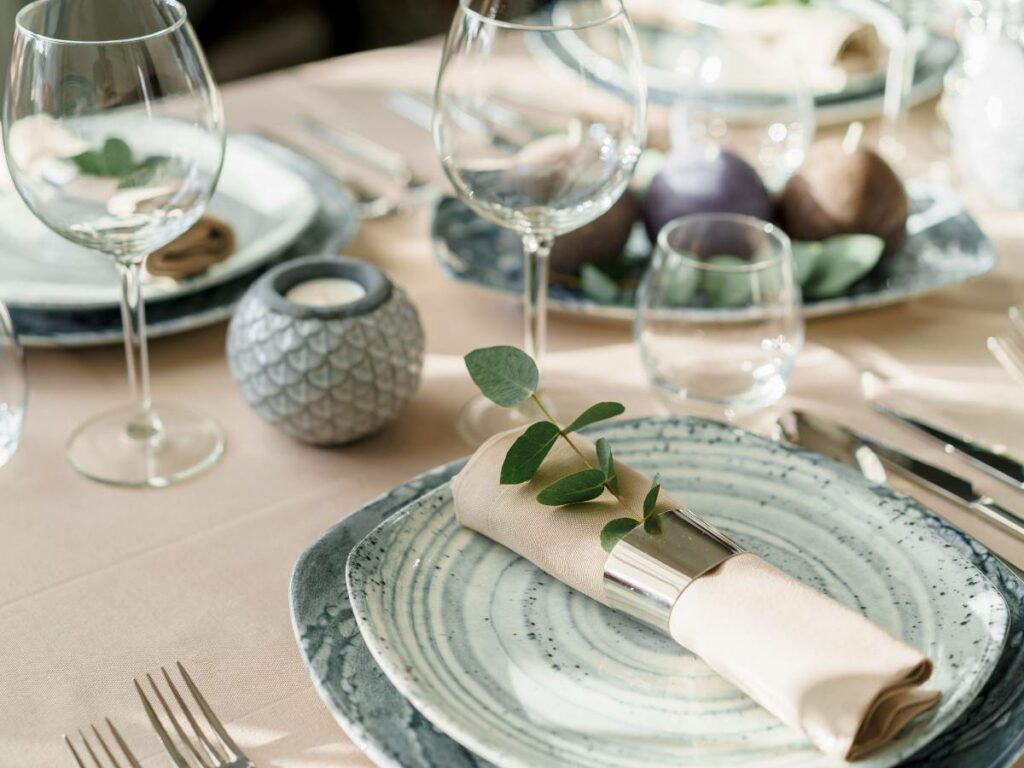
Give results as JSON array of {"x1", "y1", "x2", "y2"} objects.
[
  {"x1": 146, "y1": 673, "x2": 214, "y2": 768},
  {"x1": 104, "y1": 720, "x2": 143, "y2": 768},
  {"x1": 161, "y1": 666, "x2": 227, "y2": 764},
  {"x1": 90, "y1": 725, "x2": 122, "y2": 768},
  {"x1": 133, "y1": 678, "x2": 191, "y2": 768},
  {"x1": 177, "y1": 661, "x2": 246, "y2": 759},
  {"x1": 63, "y1": 734, "x2": 88, "y2": 768},
  {"x1": 1009, "y1": 306, "x2": 1024, "y2": 340},
  {"x1": 78, "y1": 729, "x2": 105, "y2": 768},
  {"x1": 989, "y1": 336, "x2": 1024, "y2": 387}
]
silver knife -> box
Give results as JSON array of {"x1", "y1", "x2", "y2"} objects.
[
  {"x1": 781, "y1": 411, "x2": 1024, "y2": 543},
  {"x1": 876, "y1": 405, "x2": 1024, "y2": 491}
]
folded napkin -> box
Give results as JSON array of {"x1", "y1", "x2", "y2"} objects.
[
  {"x1": 452, "y1": 428, "x2": 940, "y2": 761},
  {"x1": 146, "y1": 215, "x2": 235, "y2": 280}
]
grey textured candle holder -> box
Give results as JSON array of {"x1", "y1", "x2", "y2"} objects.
[{"x1": 227, "y1": 255, "x2": 424, "y2": 445}]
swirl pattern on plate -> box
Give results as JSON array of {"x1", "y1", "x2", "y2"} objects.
[{"x1": 347, "y1": 418, "x2": 1007, "y2": 768}]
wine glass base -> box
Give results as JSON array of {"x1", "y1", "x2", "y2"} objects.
[
  {"x1": 455, "y1": 387, "x2": 604, "y2": 447},
  {"x1": 67, "y1": 402, "x2": 224, "y2": 488}
]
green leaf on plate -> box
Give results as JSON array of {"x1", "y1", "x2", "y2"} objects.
[
  {"x1": 643, "y1": 513, "x2": 663, "y2": 535},
  {"x1": 661, "y1": 252, "x2": 701, "y2": 306},
  {"x1": 803, "y1": 234, "x2": 884, "y2": 299},
  {"x1": 791, "y1": 241, "x2": 824, "y2": 285},
  {"x1": 580, "y1": 264, "x2": 620, "y2": 304},
  {"x1": 102, "y1": 137, "x2": 134, "y2": 177},
  {"x1": 564, "y1": 401, "x2": 625, "y2": 434},
  {"x1": 600, "y1": 517, "x2": 640, "y2": 551},
  {"x1": 595, "y1": 437, "x2": 619, "y2": 493},
  {"x1": 71, "y1": 150, "x2": 106, "y2": 176},
  {"x1": 500, "y1": 421, "x2": 560, "y2": 484},
  {"x1": 702, "y1": 255, "x2": 753, "y2": 307},
  {"x1": 642, "y1": 474, "x2": 661, "y2": 519},
  {"x1": 464, "y1": 346, "x2": 539, "y2": 407},
  {"x1": 537, "y1": 469, "x2": 607, "y2": 506}
]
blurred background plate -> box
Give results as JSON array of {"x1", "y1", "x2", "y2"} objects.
[
  {"x1": 0, "y1": 134, "x2": 319, "y2": 310},
  {"x1": 11, "y1": 133, "x2": 359, "y2": 347},
  {"x1": 536, "y1": 0, "x2": 957, "y2": 125},
  {"x1": 431, "y1": 181, "x2": 996, "y2": 320}
]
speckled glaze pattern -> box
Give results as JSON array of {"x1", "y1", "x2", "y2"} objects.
[
  {"x1": 290, "y1": 417, "x2": 1024, "y2": 768},
  {"x1": 431, "y1": 182, "x2": 996, "y2": 320}
]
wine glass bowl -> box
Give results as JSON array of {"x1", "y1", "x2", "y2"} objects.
[
  {"x1": 3, "y1": 0, "x2": 226, "y2": 486},
  {"x1": 433, "y1": 0, "x2": 646, "y2": 443}
]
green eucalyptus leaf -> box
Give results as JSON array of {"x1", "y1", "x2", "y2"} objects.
[
  {"x1": 580, "y1": 264, "x2": 620, "y2": 304},
  {"x1": 102, "y1": 137, "x2": 134, "y2": 177},
  {"x1": 702, "y1": 255, "x2": 753, "y2": 307},
  {"x1": 791, "y1": 241, "x2": 824, "y2": 285},
  {"x1": 500, "y1": 421, "x2": 560, "y2": 484},
  {"x1": 537, "y1": 469, "x2": 607, "y2": 506},
  {"x1": 803, "y1": 234, "x2": 884, "y2": 299},
  {"x1": 71, "y1": 150, "x2": 106, "y2": 175},
  {"x1": 600, "y1": 517, "x2": 640, "y2": 551},
  {"x1": 642, "y1": 474, "x2": 661, "y2": 519},
  {"x1": 563, "y1": 401, "x2": 625, "y2": 434},
  {"x1": 464, "y1": 346, "x2": 539, "y2": 407},
  {"x1": 643, "y1": 513, "x2": 663, "y2": 535},
  {"x1": 595, "y1": 437, "x2": 619, "y2": 493},
  {"x1": 662, "y1": 255, "x2": 701, "y2": 306}
]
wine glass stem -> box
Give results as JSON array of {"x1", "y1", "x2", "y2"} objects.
[
  {"x1": 116, "y1": 260, "x2": 158, "y2": 439},
  {"x1": 882, "y1": 22, "x2": 920, "y2": 161},
  {"x1": 522, "y1": 232, "x2": 554, "y2": 372}
]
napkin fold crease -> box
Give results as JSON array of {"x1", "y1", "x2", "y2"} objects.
[{"x1": 452, "y1": 428, "x2": 940, "y2": 761}]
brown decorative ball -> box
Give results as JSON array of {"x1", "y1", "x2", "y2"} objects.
[
  {"x1": 549, "y1": 190, "x2": 640, "y2": 276},
  {"x1": 777, "y1": 139, "x2": 908, "y2": 256}
]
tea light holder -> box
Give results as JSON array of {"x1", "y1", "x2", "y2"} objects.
[{"x1": 227, "y1": 254, "x2": 425, "y2": 445}]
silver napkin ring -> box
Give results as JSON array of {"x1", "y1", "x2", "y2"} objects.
[{"x1": 603, "y1": 507, "x2": 744, "y2": 633}]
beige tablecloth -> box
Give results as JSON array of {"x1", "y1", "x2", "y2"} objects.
[{"x1": 2, "y1": 45, "x2": 1023, "y2": 767}]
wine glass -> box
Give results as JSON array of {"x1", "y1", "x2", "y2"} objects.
[
  {"x1": 3, "y1": 0, "x2": 225, "y2": 487},
  {"x1": 635, "y1": 214, "x2": 803, "y2": 422},
  {"x1": 433, "y1": 0, "x2": 646, "y2": 444}
]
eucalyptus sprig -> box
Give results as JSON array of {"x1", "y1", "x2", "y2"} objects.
[{"x1": 464, "y1": 345, "x2": 664, "y2": 551}]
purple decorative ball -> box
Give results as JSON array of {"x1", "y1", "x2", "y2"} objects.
[{"x1": 642, "y1": 148, "x2": 774, "y2": 242}]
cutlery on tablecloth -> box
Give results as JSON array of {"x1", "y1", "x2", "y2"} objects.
[
  {"x1": 384, "y1": 89, "x2": 544, "y2": 149},
  {"x1": 988, "y1": 306, "x2": 1024, "y2": 386},
  {"x1": 875, "y1": 405, "x2": 1024, "y2": 491},
  {"x1": 781, "y1": 411, "x2": 1024, "y2": 544},
  {"x1": 135, "y1": 662, "x2": 254, "y2": 768},
  {"x1": 299, "y1": 115, "x2": 435, "y2": 206},
  {"x1": 64, "y1": 719, "x2": 142, "y2": 768}
]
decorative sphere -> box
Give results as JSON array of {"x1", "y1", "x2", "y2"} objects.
[{"x1": 227, "y1": 255, "x2": 425, "y2": 445}]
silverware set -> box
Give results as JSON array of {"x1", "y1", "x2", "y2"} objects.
[
  {"x1": 988, "y1": 306, "x2": 1024, "y2": 387},
  {"x1": 64, "y1": 663, "x2": 252, "y2": 768}
]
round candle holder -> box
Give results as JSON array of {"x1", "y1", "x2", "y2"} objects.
[{"x1": 227, "y1": 255, "x2": 425, "y2": 445}]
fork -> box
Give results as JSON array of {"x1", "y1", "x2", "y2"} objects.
[
  {"x1": 988, "y1": 306, "x2": 1024, "y2": 387},
  {"x1": 64, "y1": 719, "x2": 142, "y2": 768},
  {"x1": 135, "y1": 662, "x2": 254, "y2": 768}
]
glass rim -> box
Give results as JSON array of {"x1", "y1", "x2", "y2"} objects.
[
  {"x1": 458, "y1": 0, "x2": 625, "y2": 32},
  {"x1": 656, "y1": 212, "x2": 792, "y2": 273},
  {"x1": 15, "y1": 0, "x2": 187, "y2": 46}
]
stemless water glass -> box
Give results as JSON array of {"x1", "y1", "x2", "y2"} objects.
[
  {"x1": 0, "y1": 301, "x2": 26, "y2": 468},
  {"x1": 635, "y1": 214, "x2": 803, "y2": 420},
  {"x1": 434, "y1": 0, "x2": 646, "y2": 444},
  {"x1": 4, "y1": 0, "x2": 225, "y2": 486}
]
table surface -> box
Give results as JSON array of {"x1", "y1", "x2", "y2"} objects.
[{"x1": 3, "y1": 42, "x2": 1024, "y2": 768}]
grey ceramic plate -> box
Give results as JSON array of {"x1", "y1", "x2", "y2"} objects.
[
  {"x1": 291, "y1": 417, "x2": 1024, "y2": 768},
  {"x1": 535, "y1": 1, "x2": 957, "y2": 126},
  {"x1": 11, "y1": 133, "x2": 359, "y2": 347},
  {"x1": 432, "y1": 181, "x2": 996, "y2": 320}
]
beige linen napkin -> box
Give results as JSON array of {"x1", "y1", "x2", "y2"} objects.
[
  {"x1": 146, "y1": 215, "x2": 236, "y2": 280},
  {"x1": 452, "y1": 428, "x2": 940, "y2": 761}
]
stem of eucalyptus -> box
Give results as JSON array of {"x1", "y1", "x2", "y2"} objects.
[{"x1": 529, "y1": 393, "x2": 642, "y2": 521}]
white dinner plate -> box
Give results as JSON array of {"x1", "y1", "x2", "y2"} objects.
[
  {"x1": 347, "y1": 418, "x2": 1008, "y2": 768},
  {"x1": 0, "y1": 136, "x2": 319, "y2": 310}
]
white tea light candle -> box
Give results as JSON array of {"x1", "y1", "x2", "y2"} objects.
[{"x1": 285, "y1": 277, "x2": 367, "y2": 306}]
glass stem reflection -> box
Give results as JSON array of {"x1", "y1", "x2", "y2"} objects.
[
  {"x1": 116, "y1": 259, "x2": 159, "y2": 440},
  {"x1": 522, "y1": 231, "x2": 554, "y2": 375}
]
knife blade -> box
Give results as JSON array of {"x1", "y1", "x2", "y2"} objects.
[
  {"x1": 783, "y1": 412, "x2": 1024, "y2": 542},
  {"x1": 876, "y1": 405, "x2": 1024, "y2": 490}
]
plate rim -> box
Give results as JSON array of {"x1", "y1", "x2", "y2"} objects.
[{"x1": 343, "y1": 416, "x2": 1013, "y2": 768}]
